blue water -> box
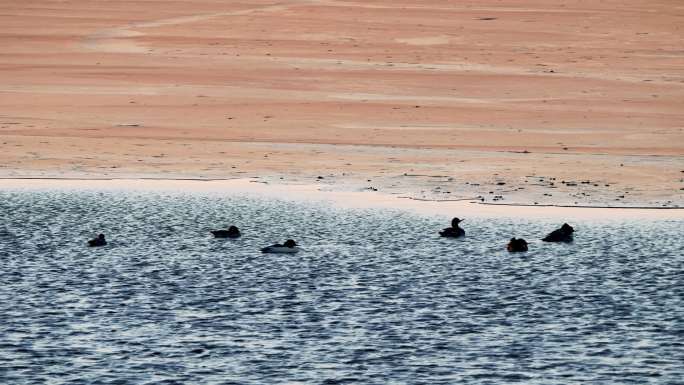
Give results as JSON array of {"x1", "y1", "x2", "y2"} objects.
[{"x1": 0, "y1": 190, "x2": 682, "y2": 384}]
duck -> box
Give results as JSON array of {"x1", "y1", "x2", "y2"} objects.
[
  {"x1": 211, "y1": 225, "x2": 241, "y2": 239},
  {"x1": 542, "y1": 223, "x2": 574, "y2": 242},
  {"x1": 439, "y1": 218, "x2": 465, "y2": 238},
  {"x1": 88, "y1": 233, "x2": 107, "y2": 247},
  {"x1": 439, "y1": 217, "x2": 465, "y2": 238},
  {"x1": 261, "y1": 239, "x2": 299, "y2": 254},
  {"x1": 507, "y1": 237, "x2": 528, "y2": 252}
]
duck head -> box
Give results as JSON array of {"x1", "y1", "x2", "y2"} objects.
[
  {"x1": 451, "y1": 217, "x2": 463, "y2": 228},
  {"x1": 561, "y1": 223, "x2": 574, "y2": 234},
  {"x1": 284, "y1": 239, "x2": 297, "y2": 248}
]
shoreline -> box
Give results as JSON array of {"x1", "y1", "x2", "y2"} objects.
[
  {"x1": 2, "y1": 177, "x2": 682, "y2": 221},
  {"x1": 3, "y1": 137, "x2": 681, "y2": 210}
]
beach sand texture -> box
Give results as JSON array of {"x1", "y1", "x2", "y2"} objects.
[{"x1": 1, "y1": 0, "x2": 682, "y2": 206}]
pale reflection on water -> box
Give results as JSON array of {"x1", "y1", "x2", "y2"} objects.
[{"x1": 0, "y1": 190, "x2": 682, "y2": 384}]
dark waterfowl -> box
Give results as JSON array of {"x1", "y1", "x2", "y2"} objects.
[
  {"x1": 261, "y1": 239, "x2": 299, "y2": 254},
  {"x1": 507, "y1": 237, "x2": 528, "y2": 252},
  {"x1": 211, "y1": 225, "x2": 241, "y2": 238},
  {"x1": 439, "y1": 217, "x2": 465, "y2": 238},
  {"x1": 542, "y1": 223, "x2": 574, "y2": 242},
  {"x1": 88, "y1": 233, "x2": 107, "y2": 247}
]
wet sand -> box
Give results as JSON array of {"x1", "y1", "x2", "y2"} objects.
[
  {"x1": 2, "y1": 178, "x2": 682, "y2": 221},
  {"x1": 1, "y1": 0, "x2": 683, "y2": 207}
]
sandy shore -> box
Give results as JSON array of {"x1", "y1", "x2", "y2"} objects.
[
  {"x1": 2, "y1": 178, "x2": 682, "y2": 221},
  {"x1": 1, "y1": 0, "x2": 682, "y2": 207}
]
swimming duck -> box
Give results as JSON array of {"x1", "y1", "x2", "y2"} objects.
[
  {"x1": 88, "y1": 233, "x2": 107, "y2": 247},
  {"x1": 211, "y1": 225, "x2": 241, "y2": 239},
  {"x1": 507, "y1": 237, "x2": 528, "y2": 252},
  {"x1": 261, "y1": 239, "x2": 299, "y2": 254},
  {"x1": 439, "y1": 217, "x2": 465, "y2": 238},
  {"x1": 542, "y1": 223, "x2": 574, "y2": 242}
]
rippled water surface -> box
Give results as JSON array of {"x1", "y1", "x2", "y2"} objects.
[{"x1": 1, "y1": 189, "x2": 682, "y2": 384}]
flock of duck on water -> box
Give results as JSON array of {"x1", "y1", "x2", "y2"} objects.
[
  {"x1": 87, "y1": 219, "x2": 575, "y2": 253},
  {"x1": 441, "y1": 218, "x2": 574, "y2": 252}
]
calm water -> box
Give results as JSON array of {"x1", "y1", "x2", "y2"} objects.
[{"x1": 0, "y1": 190, "x2": 682, "y2": 384}]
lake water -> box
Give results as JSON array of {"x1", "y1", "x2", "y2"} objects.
[{"x1": 1, "y1": 189, "x2": 682, "y2": 384}]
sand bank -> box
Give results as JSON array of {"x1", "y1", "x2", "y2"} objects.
[{"x1": 1, "y1": 0, "x2": 682, "y2": 207}]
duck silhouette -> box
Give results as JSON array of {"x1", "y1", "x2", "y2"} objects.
[
  {"x1": 261, "y1": 239, "x2": 299, "y2": 254},
  {"x1": 211, "y1": 225, "x2": 241, "y2": 239},
  {"x1": 507, "y1": 237, "x2": 528, "y2": 252},
  {"x1": 542, "y1": 223, "x2": 574, "y2": 242},
  {"x1": 439, "y1": 217, "x2": 465, "y2": 238},
  {"x1": 88, "y1": 233, "x2": 107, "y2": 247}
]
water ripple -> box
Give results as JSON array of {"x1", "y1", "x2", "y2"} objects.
[{"x1": 0, "y1": 190, "x2": 682, "y2": 384}]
